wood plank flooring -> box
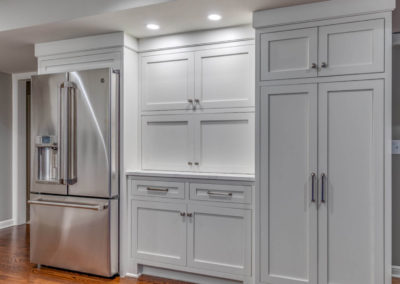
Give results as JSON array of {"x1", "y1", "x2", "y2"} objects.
[
  {"x1": 1, "y1": 224, "x2": 399, "y2": 283},
  {"x1": 0, "y1": 224, "x2": 191, "y2": 283}
]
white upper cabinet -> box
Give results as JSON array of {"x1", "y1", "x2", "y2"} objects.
[
  {"x1": 141, "y1": 53, "x2": 194, "y2": 111},
  {"x1": 194, "y1": 113, "x2": 255, "y2": 174},
  {"x1": 195, "y1": 46, "x2": 254, "y2": 109},
  {"x1": 141, "y1": 115, "x2": 194, "y2": 171},
  {"x1": 260, "y1": 20, "x2": 384, "y2": 80},
  {"x1": 260, "y1": 28, "x2": 318, "y2": 80},
  {"x1": 318, "y1": 19, "x2": 384, "y2": 76}
]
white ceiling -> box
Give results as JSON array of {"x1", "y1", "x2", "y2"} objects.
[{"x1": 0, "y1": 0, "x2": 325, "y2": 74}]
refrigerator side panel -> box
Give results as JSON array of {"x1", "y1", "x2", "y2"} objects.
[
  {"x1": 31, "y1": 73, "x2": 68, "y2": 195},
  {"x1": 68, "y1": 69, "x2": 113, "y2": 198}
]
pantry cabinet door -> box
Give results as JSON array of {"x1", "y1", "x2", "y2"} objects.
[
  {"x1": 141, "y1": 115, "x2": 195, "y2": 171},
  {"x1": 318, "y1": 19, "x2": 384, "y2": 76},
  {"x1": 260, "y1": 28, "x2": 318, "y2": 80},
  {"x1": 132, "y1": 201, "x2": 187, "y2": 266},
  {"x1": 141, "y1": 53, "x2": 194, "y2": 111},
  {"x1": 187, "y1": 204, "x2": 251, "y2": 276},
  {"x1": 260, "y1": 84, "x2": 318, "y2": 284},
  {"x1": 194, "y1": 113, "x2": 255, "y2": 174},
  {"x1": 318, "y1": 80, "x2": 384, "y2": 284},
  {"x1": 194, "y1": 46, "x2": 254, "y2": 109}
]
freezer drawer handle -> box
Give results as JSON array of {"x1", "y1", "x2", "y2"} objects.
[{"x1": 28, "y1": 199, "x2": 108, "y2": 211}]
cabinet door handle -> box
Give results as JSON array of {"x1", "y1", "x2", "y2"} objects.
[
  {"x1": 207, "y1": 191, "x2": 233, "y2": 197},
  {"x1": 187, "y1": 213, "x2": 193, "y2": 217},
  {"x1": 311, "y1": 63, "x2": 317, "y2": 69},
  {"x1": 188, "y1": 162, "x2": 193, "y2": 166},
  {"x1": 311, "y1": 172, "x2": 316, "y2": 202},
  {"x1": 321, "y1": 173, "x2": 327, "y2": 203},
  {"x1": 146, "y1": 187, "x2": 169, "y2": 192},
  {"x1": 194, "y1": 99, "x2": 200, "y2": 104},
  {"x1": 194, "y1": 162, "x2": 199, "y2": 166},
  {"x1": 188, "y1": 99, "x2": 193, "y2": 104},
  {"x1": 321, "y1": 62, "x2": 328, "y2": 68},
  {"x1": 180, "y1": 212, "x2": 186, "y2": 217}
]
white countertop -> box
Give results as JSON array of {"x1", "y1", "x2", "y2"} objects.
[{"x1": 125, "y1": 170, "x2": 255, "y2": 182}]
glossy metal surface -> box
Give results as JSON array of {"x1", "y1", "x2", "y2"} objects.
[
  {"x1": 29, "y1": 194, "x2": 118, "y2": 277},
  {"x1": 31, "y1": 73, "x2": 68, "y2": 195},
  {"x1": 68, "y1": 69, "x2": 119, "y2": 198}
]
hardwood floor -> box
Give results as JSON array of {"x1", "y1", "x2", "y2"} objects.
[
  {"x1": 0, "y1": 224, "x2": 191, "y2": 283},
  {"x1": 394, "y1": 278, "x2": 400, "y2": 284}
]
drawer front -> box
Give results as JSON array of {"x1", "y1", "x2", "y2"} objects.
[
  {"x1": 189, "y1": 183, "x2": 252, "y2": 204},
  {"x1": 132, "y1": 180, "x2": 185, "y2": 199}
]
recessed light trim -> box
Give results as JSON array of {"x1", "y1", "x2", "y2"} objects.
[
  {"x1": 146, "y1": 23, "x2": 160, "y2": 30},
  {"x1": 208, "y1": 14, "x2": 222, "y2": 21}
]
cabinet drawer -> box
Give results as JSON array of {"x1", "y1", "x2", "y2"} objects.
[
  {"x1": 132, "y1": 180, "x2": 185, "y2": 199},
  {"x1": 189, "y1": 183, "x2": 252, "y2": 204}
]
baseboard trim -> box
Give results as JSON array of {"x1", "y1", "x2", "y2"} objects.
[
  {"x1": 125, "y1": 272, "x2": 141, "y2": 278},
  {"x1": 0, "y1": 219, "x2": 14, "y2": 230},
  {"x1": 393, "y1": 266, "x2": 400, "y2": 278}
]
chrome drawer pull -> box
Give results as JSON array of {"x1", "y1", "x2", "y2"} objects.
[
  {"x1": 311, "y1": 172, "x2": 316, "y2": 202},
  {"x1": 28, "y1": 199, "x2": 108, "y2": 211},
  {"x1": 207, "y1": 191, "x2": 233, "y2": 197},
  {"x1": 146, "y1": 187, "x2": 169, "y2": 192}
]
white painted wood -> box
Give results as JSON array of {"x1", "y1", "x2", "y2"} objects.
[
  {"x1": 392, "y1": 266, "x2": 400, "y2": 278},
  {"x1": 187, "y1": 204, "x2": 251, "y2": 276},
  {"x1": 318, "y1": 19, "x2": 384, "y2": 76},
  {"x1": 253, "y1": 0, "x2": 395, "y2": 29},
  {"x1": 194, "y1": 46, "x2": 254, "y2": 109},
  {"x1": 141, "y1": 53, "x2": 194, "y2": 111},
  {"x1": 189, "y1": 183, "x2": 252, "y2": 204},
  {"x1": 318, "y1": 80, "x2": 384, "y2": 284},
  {"x1": 260, "y1": 84, "x2": 318, "y2": 284},
  {"x1": 132, "y1": 200, "x2": 187, "y2": 266},
  {"x1": 194, "y1": 113, "x2": 255, "y2": 174},
  {"x1": 141, "y1": 115, "x2": 194, "y2": 171},
  {"x1": 0, "y1": 219, "x2": 14, "y2": 230},
  {"x1": 260, "y1": 28, "x2": 318, "y2": 80},
  {"x1": 132, "y1": 179, "x2": 185, "y2": 199}
]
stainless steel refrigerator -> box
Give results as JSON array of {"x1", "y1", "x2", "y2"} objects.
[{"x1": 28, "y1": 68, "x2": 119, "y2": 277}]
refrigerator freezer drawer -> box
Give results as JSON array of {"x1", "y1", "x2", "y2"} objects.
[{"x1": 29, "y1": 194, "x2": 118, "y2": 277}]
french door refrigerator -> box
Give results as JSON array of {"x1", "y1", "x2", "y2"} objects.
[{"x1": 28, "y1": 68, "x2": 119, "y2": 277}]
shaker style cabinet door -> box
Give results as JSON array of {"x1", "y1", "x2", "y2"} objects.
[
  {"x1": 260, "y1": 84, "x2": 318, "y2": 284},
  {"x1": 193, "y1": 113, "x2": 255, "y2": 174},
  {"x1": 260, "y1": 28, "x2": 318, "y2": 80},
  {"x1": 132, "y1": 201, "x2": 187, "y2": 266},
  {"x1": 194, "y1": 46, "x2": 255, "y2": 109},
  {"x1": 318, "y1": 19, "x2": 384, "y2": 76},
  {"x1": 141, "y1": 53, "x2": 194, "y2": 111},
  {"x1": 141, "y1": 115, "x2": 195, "y2": 171},
  {"x1": 187, "y1": 204, "x2": 251, "y2": 275},
  {"x1": 318, "y1": 80, "x2": 384, "y2": 284}
]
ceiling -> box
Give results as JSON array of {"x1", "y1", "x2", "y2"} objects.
[{"x1": 0, "y1": 0, "x2": 324, "y2": 74}]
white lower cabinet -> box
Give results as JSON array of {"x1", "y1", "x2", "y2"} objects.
[
  {"x1": 132, "y1": 200, "x2": 187, "y2": 266},
  {"x1": 130, "y1": 176, "x2": 253, "y2": 281},
  {"x1": 259, "y1": 80, "x2": 384, "y2": 284},
  {"x1": 187, "y1": 204, "x2": 251, "y2": 276}
]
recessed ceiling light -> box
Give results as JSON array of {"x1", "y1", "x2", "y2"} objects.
[
  {"x1": 146, "y1": 23, "x2": 160, "y2": 30},
  {"x1": 208, "y1": 14, "x2": 222, "y2": 21}
]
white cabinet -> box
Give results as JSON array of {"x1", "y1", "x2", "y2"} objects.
[
  {"x1": 187, "y1": 205, "x2": 251, "y2": 275},
  {"x1": 141, "y1": 113, "x2": 254, "y2": 174},
  {"x1": 260, "y1": 84, "x2": 318, "y2": 284},
  {"x1": 260, "y1": 19, "x2": 384, "y2": 80},
  {"x1": 195, "y1": 46, "x2": 254, "y2": 108},
  {"x1": 318, "y1": 19, "x2": 384, "y2": 76},
  {"x1": 141, "y1": 115, "x2": 194, "y2": 171},
  {"x1": 260, "y1": 28, "x2": 318, "y2": 80},
  {"x1": 194, "y1": 113, "x2": 255, "y2": 174},
  {"x1": 132, "y1": 200, "x2": 187, "y2": 266},
  {"x1": 141, "y1": 53, "x2": 194, "y2": 111},
  {"x1": 318, "y1": 80, "x2": 384, "y2": 284},
  {"x1": 259, "y1": 80, "x2": 384, "y2": 284}
]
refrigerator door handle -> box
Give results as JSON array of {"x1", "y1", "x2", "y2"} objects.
[
  {"x1": 28, "y1": 199, "x2": 108, "y2": 211},
  {"x1": 60, "y1": 81, "x2": 77, "y2": 185}
]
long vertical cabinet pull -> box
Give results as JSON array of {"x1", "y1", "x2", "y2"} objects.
[
  {"x1": 321, "y1": 173, "x2": 326, "y2": 203},
  {"x1": 311, "y1": 173, "x2": 316, "y2": 202}
]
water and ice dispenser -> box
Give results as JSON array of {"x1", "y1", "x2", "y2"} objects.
[{"x1": 36, "y1": 135, "x2": 59, "y2": 183}]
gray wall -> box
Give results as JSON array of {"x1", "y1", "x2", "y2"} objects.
[{"x1": 0, "y1": 72, "x2": 12, "y2": 222}]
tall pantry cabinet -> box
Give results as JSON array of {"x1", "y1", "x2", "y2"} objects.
[{"x1": 254, "y1": 1, "x2": 394, "y2": 284}]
